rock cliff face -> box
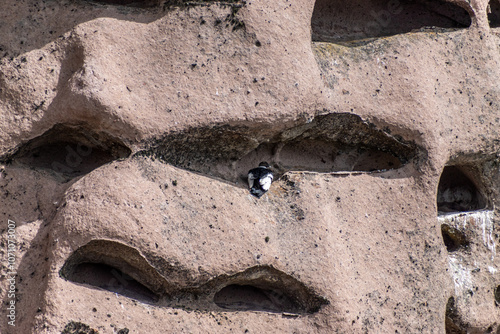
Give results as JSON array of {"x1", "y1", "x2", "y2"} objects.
[{"x1": 0, "y1": 0, "x2": 499, "y2": 333}]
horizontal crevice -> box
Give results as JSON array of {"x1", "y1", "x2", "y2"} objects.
[
  {"x1": 1, "y1": 124, "x2": 131, "y2": 180},
  {"x1": 139, "y1": 113, "x2": 421, "y2": 185},
  {"x1": 312, "y1": 0, "x2": 471, "y2": 46},
  {"x1": 61, "y1": 240, "x2": 328, "y2": 314}
]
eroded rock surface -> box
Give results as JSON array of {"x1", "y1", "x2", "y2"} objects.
[{"x1": 0, "y1": 0, "x2": 499, "y2": 333}]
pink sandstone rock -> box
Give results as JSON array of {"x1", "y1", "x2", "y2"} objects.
[{"x1": 0, "y1": 0, "x2": 499, "y2": 333}]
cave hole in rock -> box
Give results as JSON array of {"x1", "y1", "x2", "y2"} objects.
[
  {"x1": 437, "y1": 165, "x2": 488, "y2": 214},
  {"x1": 146, "y1": 113, "x2": 419, "y2": 185},
  {"x1": 3, "y1": 124, "x2": 131, "y2": 180},
  {"x1": 211, "y1": 266, "x2": 329, "y2": 314},
  {"x1": 489, "y1": 0, "x2": 500, "y2": 27},
  {"x1": 311, "y1": 0, "x2": 471, "y2": 45},
  {"x1": 441, "y1": 224, "x2": 469, "y2": 252},
  {"x1": 60, "y1": 240, "x2": 167, "y2": 304}
]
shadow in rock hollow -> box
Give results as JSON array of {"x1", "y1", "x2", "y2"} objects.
[
  {"x1": 142, "y1": 113, "x2": 423, "y2": 186},
  {"x1": 311, "y1": 0, "x2": 472, "y2": 46},
  {"x1": 60, "y1": 240, "x2": 329, "y2": 314}
]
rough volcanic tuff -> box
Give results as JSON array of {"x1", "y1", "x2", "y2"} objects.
[{"x1": 0, "y1": 0, "x2": 499, "y2": 333}]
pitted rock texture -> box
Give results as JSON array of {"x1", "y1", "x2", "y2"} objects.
[{"x1": 0, "y1": 0, "x2": 500, "y2": 333}]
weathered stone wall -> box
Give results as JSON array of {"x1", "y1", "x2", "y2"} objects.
[{"x1": 0, "y1": 0, "x2": 499, "y2": 333}]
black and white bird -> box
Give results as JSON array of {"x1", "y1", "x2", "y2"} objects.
[{"x1": 247, "y1": 162, "x2": 273, "y2": 198}]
